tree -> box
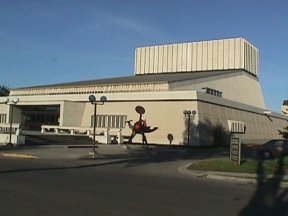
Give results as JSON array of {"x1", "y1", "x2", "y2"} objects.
[
  {"x1": 213, "y1": 121, "x2": 229, "y2": 146},
  {"x1": 0, "y1": 85, "x2": 10, "y2": 96}
]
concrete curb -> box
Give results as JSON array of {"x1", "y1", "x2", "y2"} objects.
[
  {"x1": 206, "y1": 172, "x2": 288, "y2": 188},
  {"x1": 178, "y1": 163, "x2": 208, "y2": 178},
  {"x1": 179, "y1": 162, "x2": 288, "y2": 187},
  {"x1": 1, "y1": 153, "x2": 39, "y2": 159}
]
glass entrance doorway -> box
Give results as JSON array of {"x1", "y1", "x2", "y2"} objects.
[{"x1": 21, "y1": 105, "x2": 60, "y2": 131}]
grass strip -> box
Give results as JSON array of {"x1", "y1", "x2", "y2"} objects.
[{"x1": 188, "y1": 157, "x2": 288, "y2": 175}]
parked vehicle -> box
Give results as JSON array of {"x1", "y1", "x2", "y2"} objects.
[{"x1": 254, "y1": 139, "x2": 288, "y2": 159}]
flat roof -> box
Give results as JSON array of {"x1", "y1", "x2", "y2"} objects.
[{"x1": 14, "y1": 69, "x2": 244, "y2": 90}]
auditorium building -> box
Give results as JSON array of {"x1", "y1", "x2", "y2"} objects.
[{"x1": 0, "y1": 38, "x2": 287, "y2": 146}]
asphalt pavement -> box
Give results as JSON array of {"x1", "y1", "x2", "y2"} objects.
[
  {"x1": 0, "y1": 143, "x2": 229, "y2": 161},
  {"x1": 0, "y1": 143, "x2": 288, "y2": 187},
  {"x1": 0, "y1": 157, "x2": 259, "y2": 216}
]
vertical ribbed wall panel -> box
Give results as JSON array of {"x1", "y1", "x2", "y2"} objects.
[
  {"x1": 186, "y1": 43, "x2": 192, "y2": 71},
  {"x1": 140, "y1": 48, "x2": 145, "y2": 74},
  {"x1": 229, "y1": 39, "x2": 235, "y2": 69},
  {"x1": 182, "y1": 43, "x2": 188, "y2": 71},
  {"x1": 167, "y1": 45, "x2": 173, "y2": 72},
  {"x1": 251, "y1": 44, "x2": 254, "y2": 74},
  {"x1": 172, "y1": 44, "x2": 177, "y2": 72},
  {"x1": 177, "y1": 44, "x2": 183, "y2": 72},
  {"x1": 234, "y1": 38, "x2": 241, "y2": 69},
  {"x1": 153, "y1": 46, "x2": 159, "y2": 73},
  {"x1": 144, "y1": 47, "x2": 149, "y2": 74},
  {"x1": 149, "y1": 46, "x2": 154, "y2": 73},
  {"x1": 162, "y1": 45, "x2": 168, "y2": 73},
  {"x1": 240, "y1": 38, "x2": 245, "y2": 70},
  {"x1": 251, "y1": 45, "x2": 255, "y2": 74},
  {"x1": 202, "y1": 41, "x2": 208, "y2": 71},
  {"x1": 196, "y1": 42, "x2": 202, "y2": 71},
  {"x1": 256, "y1": 49, "x2": 259, "y2": 76},
  {"x1": 244, "y1": 42, "x2": 250, "y2": 74},
  {"x1": 223, "y1": 39, "x2": 229, "y2": 69},
  {"x1": 212, "y1": 40, "x2": 218, "y2": 70},
  {"x1": 251, "y1": 45, "x2": 255, "y2": 75},
  {"x1": 207, "y1": 41, "x2": 213, "y2": 70},
  {"x1": 158, "y1": 46, "x2": 163, "y2": 73},
  {"x1": 134, "y1": 38, "x2": 259, "y2": 76},
  {"x1": 247, "y1": 43, "x2": 251, "y2": 73},
  {"x1": 218, "y1": 40, "x2": 224, "y2": 69},
  {"x1": 192, "y1": 43, "x2": 197, "y2": 71},
  {"x1": 135, "y1": 48, "x2": 141, "y2": 74}
]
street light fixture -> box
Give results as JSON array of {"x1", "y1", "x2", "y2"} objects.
[
  {"x1": 89, "y1": 95, "x2": 107, "y2": 158},
  {"x1": 183, "y1": 110, "x2": 197, "y2": 145},
  {"x1": 6, "y1": 97, "x2": 19, "y2": 146},
  {"x1": 2, "y1": 98, "x2": 9, "y2": 103}
]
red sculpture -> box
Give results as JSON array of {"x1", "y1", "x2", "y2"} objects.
[{"x1": 126, "y1": 106, "x2": 158, "y2": 145}]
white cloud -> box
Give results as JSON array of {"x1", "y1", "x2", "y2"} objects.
[{"x1": 99, "y1": 12, "x2": 171, "y2": 41}]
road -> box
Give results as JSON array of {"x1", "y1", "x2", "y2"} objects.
[{"x1": 0, "y1": 157, "x2": 287, "y2": 216}]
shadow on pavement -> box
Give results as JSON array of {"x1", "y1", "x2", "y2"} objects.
[
  {"x1": 238, "y1": 157, "x2": 288, "y2": 216},
  {"x1": 0, "y1": 145, "x2": 231, "y2": 174},
  {"x1": 125, "y1": 146, "x2": 229, "y2": 167},
  {"x1": 0, "y1": 159, "x2": 129, "y2": 174}
]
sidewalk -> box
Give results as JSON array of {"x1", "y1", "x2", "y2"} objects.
[
  {"x1": 0, "y1": 143, "x2": 195, "y2": 160},
  {"x1": 0, "y1": 144, "x2": 144, "y2": 160}
]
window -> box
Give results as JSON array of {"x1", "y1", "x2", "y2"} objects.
[
  {"x1": 91, "y1": 114, "x2": 127, "y2": 128},
  {"x1": 201, "y1": 87, "x2": 223, "y2": 97},
  {"x1": 0, "y1": 114, "x2": 6, "y2": 123},
  {"x1": 228, "y1": 120, "x2": 245, "y2": 133}
]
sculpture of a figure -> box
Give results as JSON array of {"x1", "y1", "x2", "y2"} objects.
[{"x1": 126, "y1": 106, "x2": 158, "y2": 145}]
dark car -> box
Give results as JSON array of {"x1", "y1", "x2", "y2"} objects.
[{"x1": 254, "y1": 139, "x2": 288, "y2": 159}]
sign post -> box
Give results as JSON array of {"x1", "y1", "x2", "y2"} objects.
[
  {"x1": 230, "y1": 135, "x2": 241, "y2": 165},
  {"x1": 228, "y1": 120, "x2": 245, "y2": 166}
]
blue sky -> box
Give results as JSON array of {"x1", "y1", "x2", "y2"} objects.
[{"x1": 0, "y1": 0, "x2": 287, "y2": 112}]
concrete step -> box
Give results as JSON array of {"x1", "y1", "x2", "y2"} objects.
[{"x1": 25, "y1": 134, "x2": 95, "y2": 145}]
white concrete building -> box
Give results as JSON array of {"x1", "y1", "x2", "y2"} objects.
[{"x1": 0, "y1": 38, "x2": 287, "y2": 146}]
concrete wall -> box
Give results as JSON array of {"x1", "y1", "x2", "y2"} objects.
[
  {"x1": 12, "y1": 106, "x2": 21, "y2": 123},
  {"x1": 135, "y1": 38, "x2": 259, "y2": 77},
  {"x1": 0, "y1": 104, "x2": 8, "y2": 123},
  {"x1": 197, "y1": 95, "x2": 287, "y2": 146},
  {"x1": 170, "y1": 71, "x2": 266, "y2": 109},
  {"x1": 0, "y1": 104, "x2": 21, "y2": 124},
  {"x1": 61, "y1": 101, "x2": 86, "y2": 126},
  {"x1": 0, "y1": 134, "x2": 25, "y2": 145},
  {"x1": 81, "y1": 100, "x2": 199, "y2": 145}
]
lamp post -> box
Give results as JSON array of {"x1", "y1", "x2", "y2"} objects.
[
  {"x1": 6, "y1": 98, "x2": 19, "y2": 145},
  {"x1": 89, "y1": 95, "x2": 107, "y2": 158},
  {"x1": 183, "y1": 110, "x2": 196, "y2": 145}
]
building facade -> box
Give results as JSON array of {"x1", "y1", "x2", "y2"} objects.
[{"x1": 0, "y1": 38, "x2": 287, "y2": 145}]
